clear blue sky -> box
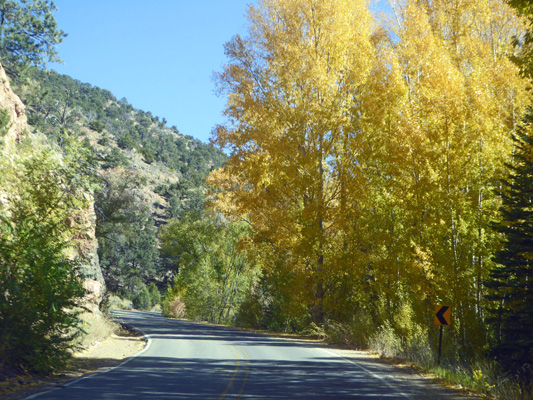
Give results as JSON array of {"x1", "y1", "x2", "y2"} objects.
[
  {"x1": 50, "y1": 0, "x2": 255, "y2": 143},
  {"x1": 50, "y1": 1, "x2": 389, "y2": 144}
]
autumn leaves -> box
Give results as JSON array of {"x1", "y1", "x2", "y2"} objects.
[{"x1": 208, "y1": 0, "x2": 529, "y2": 356}]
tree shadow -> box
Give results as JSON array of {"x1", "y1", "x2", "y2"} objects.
[{"x1": 33, "y1": 355, "x2": 409, "y2": 399}]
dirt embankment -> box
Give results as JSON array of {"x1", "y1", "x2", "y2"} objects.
[{"x1": 0, "y1": 324, "x2": 146, "y2": 400}]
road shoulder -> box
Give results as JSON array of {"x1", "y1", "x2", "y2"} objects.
[
  {"x1": 0, "y1": 328, "x2": 146, "y2": 400},
  {"x1": 319, "y1": 346, "x2": 485, "y2": 400}
]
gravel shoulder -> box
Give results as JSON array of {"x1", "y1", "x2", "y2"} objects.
[
  {"x1": 324, "y1": 347, "x2": 484, "y2": 400},
  {"x1": 0, "y1": 328, "x2": 146, "y2": 400}
]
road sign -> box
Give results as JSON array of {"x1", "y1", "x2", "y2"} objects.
[{"x1": 434, "y1": 305, "x2": 451, "y2": 326}]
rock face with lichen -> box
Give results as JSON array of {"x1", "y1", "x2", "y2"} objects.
[
  {"x1": 0, "y1": 64, "x2": 27, "y2": 157},
  {"x1": 0, "y1": 62, "x2": 105, "y2": 311}
]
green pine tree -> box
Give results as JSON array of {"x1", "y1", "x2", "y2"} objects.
[
  {"x1": 0, "y1": 0, "x2": 65, "y2": 79},
  {"x1": 487, "y1": 108, "x2": 533, "y2": 379}
]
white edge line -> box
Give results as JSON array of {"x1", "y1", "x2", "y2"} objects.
[
  {"x1": 24, "y1": 326, "x2": 152, "y2": 399},
  {"x1": 319, "y1": 348, "x2": 412, "y2": 400}
]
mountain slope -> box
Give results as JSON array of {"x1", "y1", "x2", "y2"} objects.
[{"x1": 13, "y1": 67, "x2": 226, "y2": 297}]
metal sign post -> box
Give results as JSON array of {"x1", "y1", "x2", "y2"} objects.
[
  {"x1": 434, "y1": 305, "x2": 451, "y2": 365},
  {"x1": 438, "y1": 325, "x2": 443, "y2": 365}
]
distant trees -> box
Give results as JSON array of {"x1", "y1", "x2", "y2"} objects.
[
  {"x1": 0, "y1": 0, "x2": 65, "y2": 79},
  {"x1": 15, "y1": 68, "x2": 226, "y2": 181},
  {"x1": 160, "y1": 214, "x2": 259, "y2": 324},
  {"x1": 95, "y1": 169, "x2": 160, "y2": 295}
]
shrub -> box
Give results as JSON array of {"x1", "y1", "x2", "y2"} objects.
[
  {"x1": 369, "y1": 321, "x2": 403, "y2": 359},
  {"x1": 148, "y1": 282, "x2": 161, "y2": 306},
  {"x1": 163, "y1": 295, "x2": 187, "y2": 318},
  {"x1": 132, "y1": 286, "x2": 151, "y2": 311},
  {"x1": 0, "y1": 108, "x2": 11, "y2": 137},
  {"x1": 325, "y1": 307, "x2": 374, "y2": 349},
  {"x1": 235, "y1": 291, "x2": 263, "y2": 329},
  {"x1": 402, "y1": 324, "x2": 434, "y2": 367},
  {"x1": 102, "y1": 147, "x2": 129, "y2": 169},
  {"x1": 139, "y1": 147, "x2": 155, "y2": 164},
  {"x1": 101, "y1": 294, "x2": 133, "y2": 311},
  {"x1": 0, "y1": 150, "x2": 90, "y2": 373},
  {"x1": 97, "y1": 136, "x2": 110, "y2": 146},
  {"x1": 89, "y1": 119, "x2": 105, "y2": 133}
]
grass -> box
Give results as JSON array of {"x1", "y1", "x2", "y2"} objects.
[
  {"x1": 315, "y1": 319, "x2": 533, "y2": 400},
  {"x1": 364, "y1": 324, "x2": 531, "y2": 400},
  {"x1": 422, "y1": 362, "x2": 531, "y2": 400}
]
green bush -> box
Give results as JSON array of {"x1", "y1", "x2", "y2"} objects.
[
  {"x1": 133, "y1": 286, "x2": 151, "y2": 311},
  {"x1": 102, "y1": 147, "x2": 129, "y2": 169},
  {"x1": 139, "y1": 147, "x2": 155, "y2": 164},
  {"x1": 97, "y1": 136, "x2": 110, "y2": 146},
  {"x1": 148, "y1": 282, "x2": 161, "y2": 306},
  {"x1": 0, "y1": 108, "x2": 11, "y2": 137},
  {"x1": 89, "y1": 119, "x2": 105, "y2": 133},
  {"x1": 0, "y1": 149, "x2": 90, "y2": 373}
]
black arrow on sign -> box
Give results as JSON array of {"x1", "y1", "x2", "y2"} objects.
[{"x1": 436, "y1": 306, "x2": 449, "y2": 325}]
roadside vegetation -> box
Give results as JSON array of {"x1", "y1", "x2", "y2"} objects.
[
  {"x1": 1, "y1": 0, "x2": 223, "y2": 376},
  {"x1": 0, "y1": 1, "x2": 531, "y2": 399},
  {"x1": 181, "y1": 0, "x2": 532, "y2": 399},
  {"x1": 0, "y1": 139, "x2": 94, "y2": 372}
]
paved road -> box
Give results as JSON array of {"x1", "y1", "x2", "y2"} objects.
[{"x1": 26, "y1": 311, "x2": 465, "y2": 399}]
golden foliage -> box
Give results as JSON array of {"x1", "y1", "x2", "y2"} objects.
[{"x1": 208, "y1": 0, "x2": 530, "y2": 352}]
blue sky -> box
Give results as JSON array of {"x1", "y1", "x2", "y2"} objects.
[
  {"x1": 50, "y1": 1, "x2": 390, "y2": 144},
  {"x1": 50, "y1": 0, "x2": 255, "y2": 143}
]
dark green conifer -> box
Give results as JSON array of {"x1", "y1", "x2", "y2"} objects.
[{"x1": 487, "y1": 108, "x2": 533, "y2": 379}]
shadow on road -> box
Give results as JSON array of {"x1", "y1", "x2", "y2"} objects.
[
  {"x1": 113, "y1": 310, "x2": 317, "y2": 347},
  {"x1": 32, "y1": 310, "x2": 458, "y2": 400},
  {"x1": 39, "y1": 354, "x2": 405, "y2": 399}
]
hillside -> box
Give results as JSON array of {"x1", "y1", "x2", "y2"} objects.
[{"x1": 12, "y1": 68, "x2": 226, "y2": 297}]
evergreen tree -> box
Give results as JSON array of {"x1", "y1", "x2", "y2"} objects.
[
  {"x1": 487, "y1": 108, "x2": 533, "y2": 378},
  {"x1": 0, "y1": 0, "x2": 65, "y2": 79}
]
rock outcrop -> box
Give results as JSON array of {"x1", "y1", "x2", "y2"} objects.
[
  {"x1": 0, "y1": 64, "x2": 27, "y2": 156},
  {"x1": 0, "y1": 62, "x2": 105, "y2": 311}
]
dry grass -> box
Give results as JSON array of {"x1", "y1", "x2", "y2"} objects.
[{"x1": 0, "y1": 317, "x2": 145, "y2": 400}]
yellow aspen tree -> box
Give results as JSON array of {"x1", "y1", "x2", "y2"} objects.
[
  {"x1": 208, "y1": 0, "x2": 376, "y2": 323},
  {"x1": 385, "y1": 0, "x2": 529, "y2": 354},
  {"x1": 335, "y1": 28, "x2": 410, "y2": 324},
  {"x1": 418, "y1": 0, "x2": 529, "y2": 353},
  {"x1": 364, "y1": 1, "x2": 469, "y2": 338}
]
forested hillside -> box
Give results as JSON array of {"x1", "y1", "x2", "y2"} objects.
[
  {"x1": 12, "y1": 68, "x2": 226, "y2": 300},
  {"x1": 0, "y1": 0, "x2": 232, "y2": 374}
]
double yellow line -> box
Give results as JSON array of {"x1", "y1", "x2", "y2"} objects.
[{"x1": 218, "y1": 345, "x2": 250, "y2": 400}]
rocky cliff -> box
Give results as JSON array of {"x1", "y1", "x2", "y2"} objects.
[
  {"x1": 0, "y1": 63, "x2": 105, "y2": 312},
  {"x1": 0, "y1": 64, "x2": 27, "y2": 159}
]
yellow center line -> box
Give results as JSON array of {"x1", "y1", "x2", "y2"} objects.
[
  {"x1": 218, "y1": 346, "x2": 240, "y2": 400},
  {"x1": 236, "y1": 346, "x2": 250, "y2": 399}
]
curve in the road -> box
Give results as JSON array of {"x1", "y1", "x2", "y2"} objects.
[{"x1": 24, "y1": 311, "x2": 464, "y2": 400}]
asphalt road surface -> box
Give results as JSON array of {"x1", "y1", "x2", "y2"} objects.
[{"x1": 26, "y1": 311, "x2": 468, "y2": 400}]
